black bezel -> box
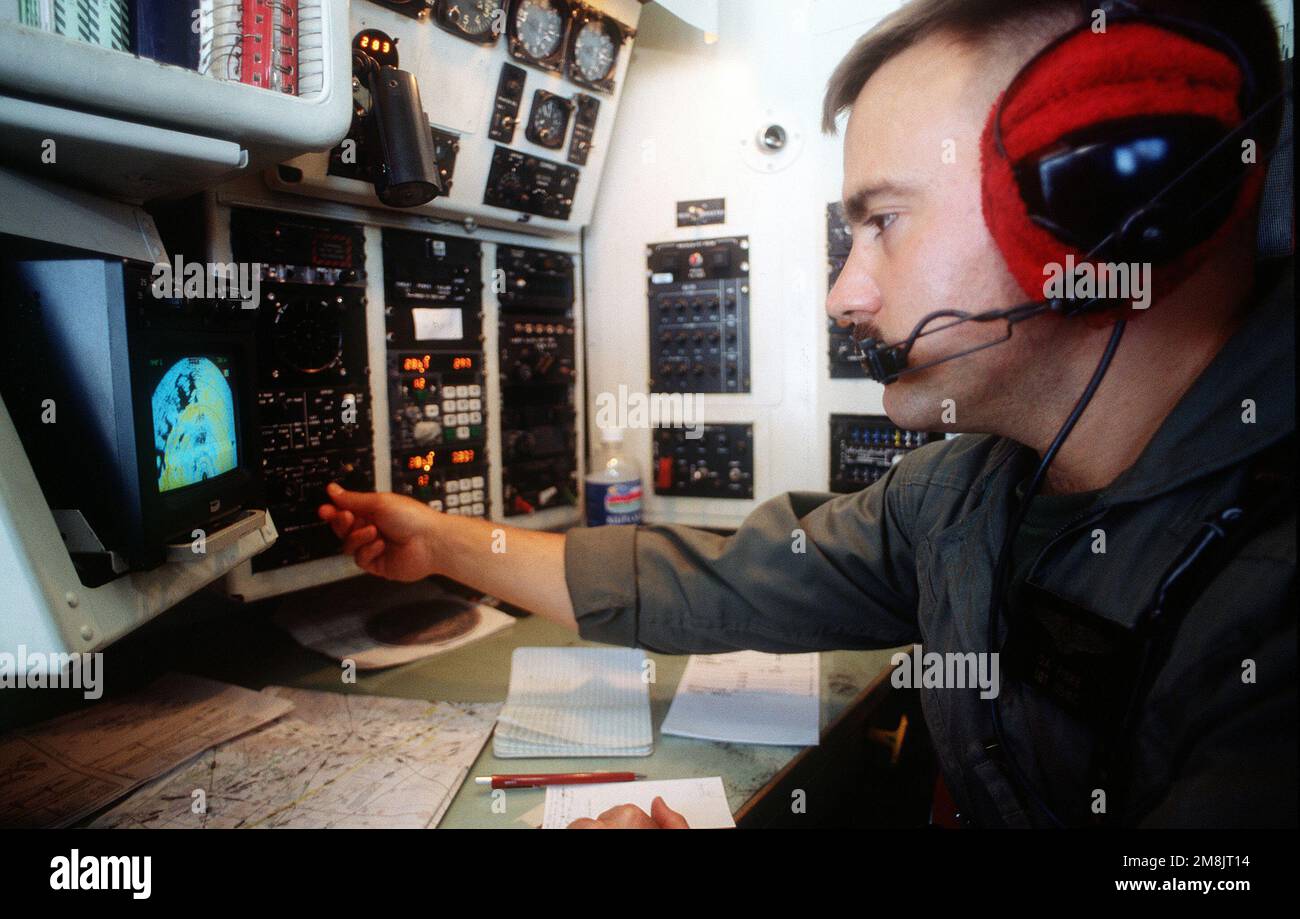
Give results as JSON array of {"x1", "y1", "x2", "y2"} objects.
[
  {"x1": 433, "y1": 0, "x2": 504, "y2": 45},
  {"x1": 564, "y1": 8, "x2": 627, "y2": 93},
  {"x1": 506, "y1": 0, "x2": 571, "y2": 73},
  {"x1": 525, "y1": 89, "x2": 573, "y2": 149}
]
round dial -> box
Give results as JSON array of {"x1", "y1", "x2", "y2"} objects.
[
  {"x1": 444, "y1": 0, "x2": 502, "y2": 37},
  {"x1": 573, "y1": 19, "x2": 616, "y2": 83},
  {"x1": 528, "y1": 95, "x2": 569, "y2": 147},
  {"x1": 515, "y1": 0, "x2": 564, "y2": 60},
  {"x1": 273, "y1": 299, "x2": 344, "y2": 374}
]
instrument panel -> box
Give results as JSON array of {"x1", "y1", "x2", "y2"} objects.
[
  {"x1": 647, "y1": 237, "x2": 752, "y2": 394},
  {"x1": 271, "y1": 0, "x2": 640, "y2": 233},
  {"x1": 829, "y1": 415, "x2": 941, "y2": 492},
  {"x1": 229, "y1": 209, "x2": 377, "y2": 574}
]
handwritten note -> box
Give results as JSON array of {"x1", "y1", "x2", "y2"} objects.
[{"x1": 543, "y1": 777, "x2": 735, "y2": 829}]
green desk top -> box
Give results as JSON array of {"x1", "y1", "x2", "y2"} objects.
[
  {"x1": 52, "y1": 578, "x2": 899, "y2": 829},
  {"x1": 274, "y1": 608, "x2": 897, "y2": 828}
]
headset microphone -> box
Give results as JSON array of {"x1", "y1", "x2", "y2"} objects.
[{"x1": 854, "y1": 299, "x2": 1077, "y2": 384}]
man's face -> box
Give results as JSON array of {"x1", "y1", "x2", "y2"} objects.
[{"x1": 827, "y1": 32, "x2": 1060, "y2": 432}]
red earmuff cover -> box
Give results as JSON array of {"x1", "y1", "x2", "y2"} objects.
[{"x1": 980, "y1": 22, "x2": 1265, "y2": 319}]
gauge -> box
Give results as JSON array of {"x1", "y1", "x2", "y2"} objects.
[
  {"x1": 565, "y1": 12, "x2": 628, "y2": 92},
  {"x1": 435, "y1": 0, "x2": 504, "y2": 43},
  {"x1": 509, "y1": 0, "x2": 567, "y2": 69},
  {"x1": 353, "y1": 29, "x2": 399, "y2": 68},
  {"x1": 273, "y1": 299, "x2": 344, "y2": 374},
  {"x1": 572, "y1": 19, "x2": 615, "y2": 83},
  {"x1": 525, "y1": 90, "x2": 571, "y2": 149}
]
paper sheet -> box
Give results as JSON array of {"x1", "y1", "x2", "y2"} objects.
[
  {"x1": 494, "y1": 647, "x2": 653, "y2": 757},
  {"x1": 660, "y1": 651, "x2": 821, "y2": 746},
  {"x1": 273, "y1": 578, "x2": 515, "y2": 670},
  {"x1": 0, "y1": 673, "x2": 294, "y2": 828},
  {"x1": 543, "y1": 777, "x2": 735, "y2": 829},
  {"x1": 91, "y1": 688, "x2": 501, "y2": 829}
]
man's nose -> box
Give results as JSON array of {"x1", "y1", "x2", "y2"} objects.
[{"x1": 826, "y1": 246, "x2": 882, "y2": 327}]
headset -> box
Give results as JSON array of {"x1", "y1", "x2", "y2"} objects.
[
  {"x1": 850, "y1": 0, "x2": 1286, "y2": 826},
  {"x1": 854, "y1": 0, "x2": 1281, "y2": 385}
]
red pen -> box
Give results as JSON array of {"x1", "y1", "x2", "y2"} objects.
[{"x1": 474, "y1": 772, "x2": 644, "y2": 789}]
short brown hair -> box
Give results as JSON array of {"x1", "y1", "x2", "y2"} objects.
[{"x1": 821, "y1": 0, "x2": 1284, "y2": 142}]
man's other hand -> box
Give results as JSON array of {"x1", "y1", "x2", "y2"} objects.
[{"x1": 567, "y1": 796, "x2": 690, "y2": 829}]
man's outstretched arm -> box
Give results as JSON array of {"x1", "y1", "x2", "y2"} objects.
[
  {"x1": 320, "y1": 432, "x2": 929, "y2": 655},
  {"x1": 319, "y1": 483, "x2": 579, "y2": 631}
]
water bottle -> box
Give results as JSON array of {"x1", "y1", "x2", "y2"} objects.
[{"x1": 585, "y1": 428, "x2": 643, "y2": 526}]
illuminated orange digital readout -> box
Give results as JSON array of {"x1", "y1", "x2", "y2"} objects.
[
  {"x1": 407, "y1": 452, "x2": 436, "y2": 471},
  {"x1": 452, "y1": 449, "x2": 475, "y2": 464},
  {"x1": 416, "y1": 474, "x2": 430, "y2": 487},
  {"x1": 402, "y1": 355, "x2": 433, "y2": 372},
  {"x1": 452, "y1": 356, "x2": 473, "y2": 370},
  {"x1": 412, "y1": 377, "x2": 426, "y2": 390}
]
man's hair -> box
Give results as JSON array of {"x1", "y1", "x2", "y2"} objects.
[{"x1": 821, "y1": 0, "x2": 1284, "y2": 143}]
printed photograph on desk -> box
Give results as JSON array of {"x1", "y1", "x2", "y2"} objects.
[{"x1": 0, "y1": 0, "x2": 1293, "y2": 905}]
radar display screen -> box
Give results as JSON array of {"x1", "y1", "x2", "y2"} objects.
[{"x1": 149, "y1": 355, "x2": 240, "y2": 493}]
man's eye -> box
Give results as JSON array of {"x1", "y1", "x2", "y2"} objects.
[{"x1": 864, "y1": 213, "x2": 898, "y2": 237}]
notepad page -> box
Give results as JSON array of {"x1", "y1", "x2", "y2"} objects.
[
  {"x1": 494, "y1": 647, "x2": 653, "y2": 758},
  {"x1": 660, "y1": 651, "x2": 820, "y2": 746},
  {"x1": 542, "y1": 777, "x2": 735, "y2": 829}
]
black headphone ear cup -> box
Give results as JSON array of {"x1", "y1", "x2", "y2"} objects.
[{"x1": 1012, "y1": 116, "x2": 1247, "y2": 264}]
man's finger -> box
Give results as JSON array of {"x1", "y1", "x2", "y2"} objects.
[
  {"x1": 356, "y1": 539, "x2": 385, "y2": 570},
  {"x1": 594, "y1": 804, "x2": 656, "y2": 828},
  {"x1": 324, "y1": 508, "x2": 354, "y2": 540},
  {"x1": 327, "y1": 483, "x2": 384, "y2": 516},
  {"x1": 566, "y1": 818, "x2": 606, "y2": 829},
  {"x1": 341, "y1": 524, "x2": 379, "y2": 556},
  {"x1": 650, "y1": 796, "x2": 690, "y2": 829}
]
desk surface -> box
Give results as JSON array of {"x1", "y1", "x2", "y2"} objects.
[
  {"x1": 280, "y1": 612, "x2": 897, "y2": 828},
  {"x1": 71, "y1": 580, "x2": 898, "y2": 828}
]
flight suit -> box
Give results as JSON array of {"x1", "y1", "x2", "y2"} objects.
[{"x1": 563, "y1": 262, "x2": 1297, "y2": 827}]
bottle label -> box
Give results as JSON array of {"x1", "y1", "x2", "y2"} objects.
[{"x1": 586, "y1": 480, "x2": 643, "y2": 526}]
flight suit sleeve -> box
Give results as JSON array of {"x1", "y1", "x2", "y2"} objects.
[{"x1": 563, "y1": 467, "x2": 924, "y2": 654}]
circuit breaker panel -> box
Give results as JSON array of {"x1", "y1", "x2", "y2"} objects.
[
  {"x1": 647, "y1": 236, "x2": 751, "y2": 394},
  {"x1": 829, "y1": 415, "x2": 941, "y2": 493},
  {"x1": 652, "y1": 424, "x2": 755, "y2": 499}
]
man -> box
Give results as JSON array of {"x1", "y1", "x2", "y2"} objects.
[{"x1": 320, "y1": 0, "x2": 1295, "y2": 827}]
